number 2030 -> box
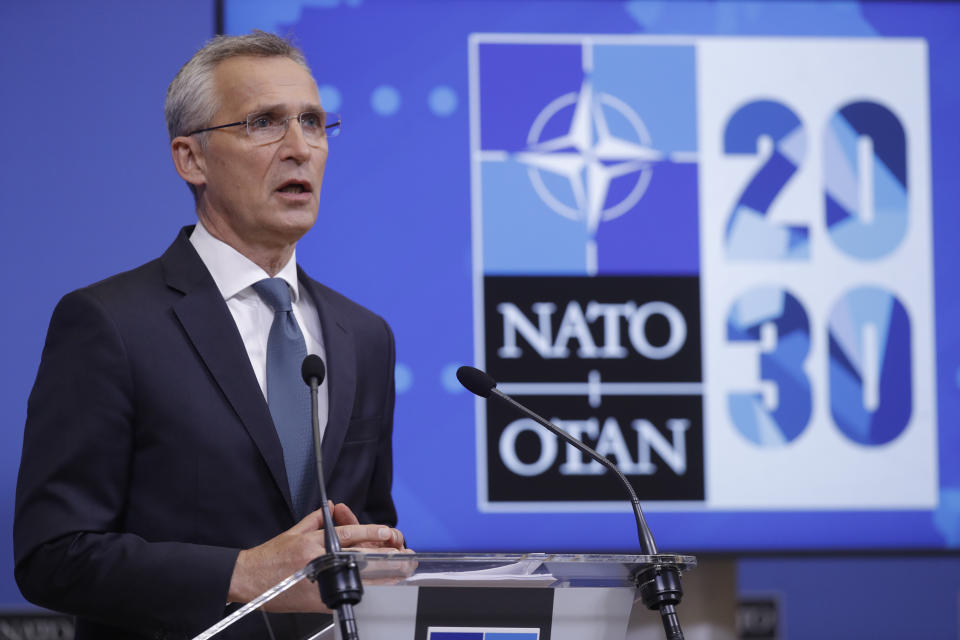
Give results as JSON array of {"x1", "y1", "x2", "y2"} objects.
[{"x1": 722, "y1": 99, "x2": 911, "y2": 447}]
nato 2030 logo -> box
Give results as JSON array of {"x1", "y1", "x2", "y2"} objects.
[{"x1": 469, "y1": 34, "x2": 937, "y2": 512}]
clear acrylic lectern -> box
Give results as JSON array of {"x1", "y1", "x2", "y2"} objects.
[{"x1": 192, "y1": 551, "x2": 696, "y2": 640}]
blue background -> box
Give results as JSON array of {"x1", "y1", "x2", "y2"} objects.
[
  {"x1": 2, "y1": 0, "x2": 960, "y2": 637},
  {"x1": 222, "y1": 0, "x2": 960, "y2": 553}
]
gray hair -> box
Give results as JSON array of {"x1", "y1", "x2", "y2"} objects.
[{"x1": 164, "y1": 30, "x2": 311, "y2": 143}]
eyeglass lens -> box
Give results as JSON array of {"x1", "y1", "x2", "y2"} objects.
[{"x1": 246, "y1": 112, "x2": 341, "y2": 145}]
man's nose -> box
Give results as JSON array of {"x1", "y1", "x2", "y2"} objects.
[{"x1": 280, "y1": 117, "x2": 312, "y2": 160}]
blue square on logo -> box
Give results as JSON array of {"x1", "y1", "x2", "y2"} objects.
[{"x1": 476, "y1": 38, "x2": 700, "y2": 276}]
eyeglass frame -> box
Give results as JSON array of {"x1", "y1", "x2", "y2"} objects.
[{"x1": 185, "y1": 110, "x2": 342, "y2": 145}]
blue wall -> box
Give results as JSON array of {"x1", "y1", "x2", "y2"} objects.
[
  {"x1": 0, "y1": 0, "x2": 213, "y2": 608},
  {"x1": 739, "y1": 555, "x2": 960, "y2": 638}
]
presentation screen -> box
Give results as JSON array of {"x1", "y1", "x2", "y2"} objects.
[{"x1": 224, "y1": 0, "x2": 960, "y2": 552}]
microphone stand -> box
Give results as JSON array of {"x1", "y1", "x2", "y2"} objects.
[
  {"x1": 305, "y1": 366, "x2": 363, "y2": 640},
  {"x1": 491, "y1": 389, "x2": 684, "y2": 639},
  {"x1": 459, "y1": 364, "x2": 685, "y2": 640}
]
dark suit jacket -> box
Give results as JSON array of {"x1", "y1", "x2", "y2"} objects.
[{"x1": 14, "y1": 227, "x2": 397, "y2": 639}]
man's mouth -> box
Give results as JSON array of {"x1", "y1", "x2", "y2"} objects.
[{"x1": 276, "y1": 180, "x2": 312, "y2": 194}]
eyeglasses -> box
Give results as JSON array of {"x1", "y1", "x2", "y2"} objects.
[{"x1": 186, "y1": 110, "x2": 341, "y2": 146}]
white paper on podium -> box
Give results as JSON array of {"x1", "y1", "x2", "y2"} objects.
[{"x1": 402, "y1": 558, "x2": 556, "y2": 587}]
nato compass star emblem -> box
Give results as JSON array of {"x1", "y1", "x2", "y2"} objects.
[{"x1": 514, "y1": 79, "x2": 663, "y2": 273}]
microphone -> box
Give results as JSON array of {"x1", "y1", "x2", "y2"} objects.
[
  {"x1": 302, "y1": 355, "x2": 362, "y2": 640},
  {"x1": 458, "y1": 367, "x2": 656, "y2": 552},
  {"x1": 457, "y1": 365, "x2": 685, "y2": 640},
  {"x1": 456, "y1": 365, "x2": 496, "y2": 398},
  {"x1": 301, "y1": 354, "x2": 326, "y2": 387}
]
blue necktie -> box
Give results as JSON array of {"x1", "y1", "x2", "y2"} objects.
[{"x1": 252, "y1": 277, "x2": 316, "y2": 520}]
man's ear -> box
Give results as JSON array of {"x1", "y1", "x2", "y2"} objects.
[{"x1": 171, "y1": 136, "x2": 207, "y2": 190}]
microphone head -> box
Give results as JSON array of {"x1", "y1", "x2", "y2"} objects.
[
  {"x1": 301, "y1": 354, "x2": 326, "y2": 386},
  {"x1": 456, "y1": 366, "x2": 497, "y2": 398}
]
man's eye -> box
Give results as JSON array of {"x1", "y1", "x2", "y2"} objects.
[
  {"x1": 249, "y1": 116, "x2": 274, "y2": 129},
  {"x1": 300, "y1": 112, "x2": 323, "y2": 130}
]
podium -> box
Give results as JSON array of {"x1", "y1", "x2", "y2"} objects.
[{"x1": 193, "y1": 552, "x2": 696, "y2": 640}]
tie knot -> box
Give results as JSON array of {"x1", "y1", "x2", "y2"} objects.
[{"x1": 253, "y1": 278, "x2": 293, "y2": 313}]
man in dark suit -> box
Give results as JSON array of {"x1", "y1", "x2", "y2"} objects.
[{"x1": 13, "y1": 32, "x2": 406, "y2": 639}]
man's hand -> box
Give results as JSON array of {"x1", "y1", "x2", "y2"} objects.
[
  {"x1": 328, "y1": 502, "x2": 405, "y2": 550},
  {"x1": 227, "y1": 503, "x2": 407, "y2": 611}
]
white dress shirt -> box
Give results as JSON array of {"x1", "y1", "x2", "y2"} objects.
[{"x1": 189, "y1": 222, "x2": 328, "y2": 441}]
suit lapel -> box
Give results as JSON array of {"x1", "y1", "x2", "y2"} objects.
[
  {"x1": 300, "y1": 272, "x2": 356, "y2": 486},
  {"x1": 163, "y1": 228, "x2": 295, "y2": 517}
]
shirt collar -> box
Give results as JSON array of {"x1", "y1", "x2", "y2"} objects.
[{"x1": 189, "y1": 221, "x2": 300, "y2": 302}]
